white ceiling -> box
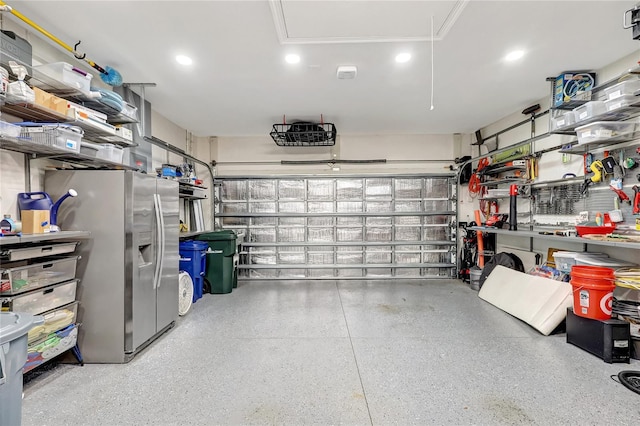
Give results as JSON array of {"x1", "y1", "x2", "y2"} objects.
[{"x1": 3, "y1": 1, "x2": 639, "y2": 137}]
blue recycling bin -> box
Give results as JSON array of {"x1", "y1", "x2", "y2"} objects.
[{"x1": 179, "y1": 240, "x2": 208, "y2": 302}]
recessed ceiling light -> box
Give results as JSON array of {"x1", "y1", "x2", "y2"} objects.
[
  {"x1": 395, "y1": 53, "x2": 411, "y2": 63},
  {"x1": 505, "y1": 50, "x2": 524, "y2": 62},
  {"x1": 285, "y1": 54, "x2": 300, "y2": 64},
  {"x1": 175, "y1": 55, "x2": 193, "y2": 66}
]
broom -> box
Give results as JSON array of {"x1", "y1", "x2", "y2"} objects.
[{"x1": 0, "y1": 1, "x2": 122, "y2": 86}]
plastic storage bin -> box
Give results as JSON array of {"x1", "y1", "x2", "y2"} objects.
[
  {"x1": 552, "y1": 251, "x2": 607, "y2": 273},
  {"x1": 604, "y1": 95, "x2": 640, "y2": 112},
  {"x1": 574, "y1": 255, "x2": 636, "y2": 269},
  {"x1": 34, "y1": 62, "x2": 93, "y2": 95},
  {"x1": 0, "y1": 120, "x2": 20, "y2": 138},
  {"x1": 79, "y1": 141, "x2": 101, "y2": 157},
  {"x1": 120, "y1": 102, "x2": 138, "y2": 121},
  {"x1": 0, "y1": 279, "x2": 78, "y2": 314},
  {"x1": 575, "y1": 121, "x2": 636, "y2": 145},
  {"x1": 96, "y1": 143, "x2": 124, "y2": 163},
  {"x1": 550, "y1": 111, "x2": 576, "y2": 131},
  {"x1": 0, "y1": 312, "x2": 42, "y2": 426},
  {"x1": 197, "y1": 230, "x2": 237, "y2": 294},
  {"x1": 27, "y1": 301, "x2": 78, "y2": 344},
  {"x1": 179, "y1": 240, "x2": 208, "y2": 303},
  {"x1": 573, "y1": 101, "x2": 606, "y2": 123},
  {"x1": 0, "y1": 256, "x2": 79, "y2": 295},
  {"x1": 604, "y1": 79, "x2": 640, "y2": 100},
  {"x1": 18, "y1": 124, "x2": 83, "y2": 153}
]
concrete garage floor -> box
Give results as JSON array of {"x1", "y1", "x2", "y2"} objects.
[{"x1": 23, "y1": 279, "x2": 640, "y2": 425}]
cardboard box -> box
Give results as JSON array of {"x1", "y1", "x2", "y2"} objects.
[
  {"x1": 21, "y1": 210, "x2": 50, "y2": 234},
  {"x1": 33, "y1": 87, "x2": 68, "y2": 116}
]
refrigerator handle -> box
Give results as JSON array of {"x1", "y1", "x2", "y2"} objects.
[
  {"x1": 156, "y1": 194, "x2": 166, "y2": 288},
  {"x1": 153, "y1": 193, "x2": 162, "y2": 290}
]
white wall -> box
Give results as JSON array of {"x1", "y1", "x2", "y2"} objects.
[{"x1": 214, "y1": 133, "x2": 455, "y2": 176}]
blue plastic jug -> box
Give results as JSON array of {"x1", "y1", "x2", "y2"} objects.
[{"x1": 17, "y1": 192, "x2": 53, "y2": 211}]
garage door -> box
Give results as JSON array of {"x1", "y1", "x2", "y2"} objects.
[{"x1": 214, "y1": 174, "x2": 457, "y2": 279}]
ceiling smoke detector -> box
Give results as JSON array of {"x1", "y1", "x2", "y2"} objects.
[{"x1": 336, "y1": 65, "x2": 357, "y2": 79}]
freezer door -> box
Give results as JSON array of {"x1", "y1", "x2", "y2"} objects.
[
  {"x1": 156, "y1": 178, "x2": 179, "y2": 330},
  {"x1": 127, "y1": 172, "x2": 157, "y2": 353}
]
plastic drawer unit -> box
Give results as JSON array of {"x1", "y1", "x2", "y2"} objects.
[
  {"x1": 0, "y1": 242, "x2": 78, "y2": 262},
  {"x1": 0, "y1": 256, "x2": 80, "y2": 295},
  {"x1": 24, "y1": 323, "x2": 79, "y2": 373},
  {"x1": 1, "y1": 279, "x2": 78, "y2": 315},
  {"x1": 27, "y1": 301, "x2": 78, "y2": 344}
]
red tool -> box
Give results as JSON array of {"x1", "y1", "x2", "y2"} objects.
[
  {"x1": 610, "y1": 185, "x2": 631, "y2": 204},
  {"x1": 633, "y1": 185, "x2": 640, "y2": 215}
]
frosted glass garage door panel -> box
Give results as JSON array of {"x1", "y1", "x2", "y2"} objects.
[
  {"x1": 249, "y1": 180, "x2": 276, "y2": 200},
  {"x1": 250, "y1": 202, "x2": 276, "y2": 213},
  {"x1": 394, "y1": 178, "x2": 422, "y2": 199},
  {"x1": 425, "y1": 179, "x2": 450, "y2": 197},
  {"x1": 423, "y1": 227, "x2": 450, "y2": 240},
  {"x1": 251, "y1": 217, "x2": 276, "y2": 226},
  {"x1": 424, "y1": 216, "x2": 450, "y2": 225},
  {"x1": 308, "y1": 252, "x2": 334, "y2": 264},
  {"x1": 308, "y1": 202, "x2": 334, "y2": 213},
  {"x1": 365, "y1": 201, "x2": 392, "y2": 213},
  {"x1": 337, "y1": 201, "x2": 362, "y2": 212},
  {"x1": 366, "y1": 227, "x2": 392, "y2": 241},
  {"x1": 337, "y1": 179, "x2": 363, "y2": 200},
  {"x1": 395, "y1": 216, "x2": 421, "y2": 225},
  {"x1": 366, "y1": 216, "x2": 391, "y2": 226},
  {"x1": 337, "y1": 217, "x2": 362, "y2": 226},
  {"x1": 279, "y1": 217, "x2": 305, "y2": 226},
  {"x1": 308, "y1": 217, "x2": 334, "y2": 226},
  {"x1": 308, "y1": 227, "x2": 334, "y2": 242},
  {"x1": 277, "y1": 227, "x2": 305, "y2": 242},
  {"x1": 278, "y1": 180, "x2": 305, "y2": 200},
  {"x1": 308, "y1": 179, "x2": 334, "y2": 200},
  {"x1": 395, "y1": 201, "x2": 421, "y2": 212},
  {"x1": 395, "y1": 226, "x2": 421, "y2": 241},
  {"x1": 337, "y1": 227, "x2": 363, "y2": 241},
  {"x1": 277, "y1": 252, "x2": 305, "y2": 264},
  {"x1": 222, "y1": 180, "x2": 248, "y2": 201},
  {"x1": 337, "y1": 252, "x2": 363, "y2": 264},
  {"x1": 279, "y1": 202, "x2": 305, "y2": 213},
  {"x1": 365, "y1": 178, "x2": 392, "y2": 199},
  {"x1": 250, "y1": 228, "x2": 276, "y2": 242}
]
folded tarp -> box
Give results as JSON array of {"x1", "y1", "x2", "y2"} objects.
[{"x1": 478, "y1": 265, "x2": 573, "y2": 335}]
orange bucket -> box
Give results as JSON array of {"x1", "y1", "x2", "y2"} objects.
[{"x1": 570, "y1": 265, "x2": 615, "y2": 320}]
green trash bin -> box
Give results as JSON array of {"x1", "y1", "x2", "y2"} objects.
[{"x1": 197, "y1": 230, "x2": 237, "y2": 294}]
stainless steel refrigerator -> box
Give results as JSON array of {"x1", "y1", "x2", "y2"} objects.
[{"x1": 45, "y1": 170, "x2": 178, "y2": 363}]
